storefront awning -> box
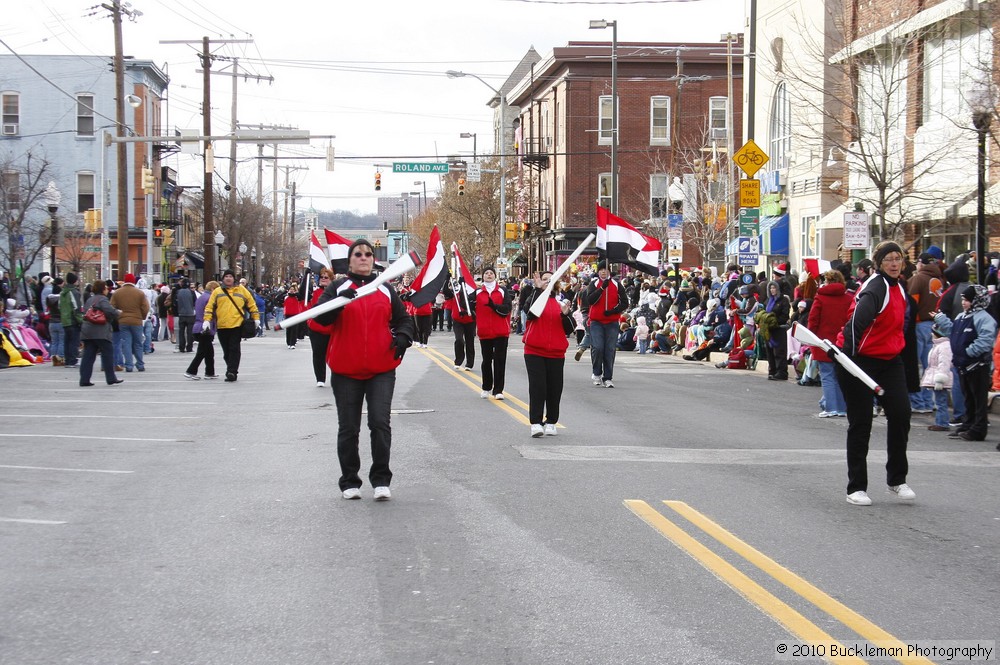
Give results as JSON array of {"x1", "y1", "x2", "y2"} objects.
[
  {"x1": 175, "y1": 251, "x2": 204, "y2": 270},
  {"x1": 761, "y1": 213, "x2": 789, "y2": 256},
  {"x1": 816, "y1": 204, "x2": 852, "y2": 230}
]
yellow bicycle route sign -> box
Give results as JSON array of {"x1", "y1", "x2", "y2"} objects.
[{"x1": 734, "y1": 139, "x2": 769, "y2": 177}]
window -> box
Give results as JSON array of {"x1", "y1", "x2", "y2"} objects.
[
  {"x1": 801, "y1": 214, "x2": 819, "y2": 257},
  {"x1": 2, "y1": 92, "x2": 19, "y2": 134},
  {"x1": 1, "y1": 170, "x2": 19, "y2": 212},
  {"x1": 77, "y1": 172, "x2": 95, "y2": 213},
  {"x1": 598, "y1": 95, "x2": 615, "y2": 145},
  {"x1": 709, "y1": 97, "x2": 728, "y2": 141},
  {"x1": 923, "y1": 20, "x2": 989, "y2": 124},
  {"x1": 598, "y1": 173, "x2": 611, "y2": 209},
  {"x1": 769, "y1": 82, "x2": 792, "y2": 172},
  {"x1": 77, "y1": 94, "x2": 95, "y2": 137},
  {"x1": 857, "y1": 47, "x2": 907, "y2": 140},
  {"x1": 650, "y1": 96, "x2": 671, "y2": 146},
  {"x1": 650, "y1": 174, "x2": 669, "y2": 220}
]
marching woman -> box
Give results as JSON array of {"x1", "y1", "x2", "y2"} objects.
[
  {"x1": 836, "y1": 241, "x2": 915, "y2": 506},
  {"x1": 448, "y1": 282, "x2": 476, "y2": 371},
  {"x1": 413, "y1": 298, "x2": 433, "y2": 348},
  {"x1": 521, "y1": 271, "x2": 575, "y2": 437},
  {"x1": 307, "y1": 268, "x2": 336, "y2": 387},
  {"x1": 283, "y1": 285, "x2": 303, "y2": 349},
  {"x1": 312, "y1": 239, "x2": 415, "y2": 501},
  {"x1": 476, "y1": 266, "x2": 513, "y2": 400}
]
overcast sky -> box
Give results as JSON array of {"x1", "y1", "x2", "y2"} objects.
[{"x1": 3, "y1": 0, "x2": 746, "y2": 214}]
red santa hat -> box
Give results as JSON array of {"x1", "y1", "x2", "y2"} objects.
[{"x1": 773, "y1": 262, "x2": 787, "y2": 276}]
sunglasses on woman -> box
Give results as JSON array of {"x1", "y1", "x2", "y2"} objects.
[{"x1": 353, "y1": 251, "x2": 373, "y2": 258}]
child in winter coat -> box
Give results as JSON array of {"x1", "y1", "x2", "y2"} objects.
[
  {"x1": 634, "y1": 316, "x2": 650, "y2": 354},
  {"x1": 920, "y1": 320, "x2": 953, "y2": 431}
]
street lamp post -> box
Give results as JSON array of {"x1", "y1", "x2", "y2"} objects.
[
  {"x1": 446, "y1": 70, "x2": 507, "y2": 267},
  {"x1": 414, "y1": 180, "x2": 427, "y2": 215},
  {"x1": 251, "y1": 247, "x2": 257, "y2": 286},
  {"x1": 42, "y1": 182, "x2": 61, "y2": 277},
  {"x1": 460, "y1": 132, "x2": 477, "y2": 161},
  {"x1": 239, "y1": 241, "x2": 247, "y2": 278},
  {"x1": 214, "y1": 229, "x2": 225, "y2": 280},
  {"x1": 590, "y1": 19, "x2": 618, "y2": 214},
  {"x1": 974, "y1": 107, "x2": 992, "y2": 285}
]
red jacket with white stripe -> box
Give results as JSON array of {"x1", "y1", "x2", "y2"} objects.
[
  {"x1": 475, "y1": 285, "x2": 512, "y2": 340},
  {"x1": 836, "y1": 272, "x2": 906, "y2": 360},
  {"x1": 523, "y1": 297, "x2": 573, "y2": 359}
]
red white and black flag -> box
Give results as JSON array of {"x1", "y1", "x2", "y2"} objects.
[
  {"x1": 324, "y1": 229, "x2": 352, "y2": 274},
  {"x1": 450, "y1": 241, "x2": 476, "y2": 316},
  {"x1": 407, "y1": 225, "x2": 448, "y2": 308},
  {"x1": 595, "y1": 205, "x2": 662, "y2": 276},
  {"x1": 308, "y1": 230, "x2": 332, "y2": 274}
]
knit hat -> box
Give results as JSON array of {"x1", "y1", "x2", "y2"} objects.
[
  {"x1": 773, "y1": 262, "x2": 787, "y2": 275},
  {"x1": 872, "y1": 241, "x2": 904, "y2": 268},
  {"x1": 680, "y1": 280, "x2": 690, "y2": 289},
  {"x1": 160, "y1": 285, "x2": 171, "y2": 294},
  {"x1": 222, "y1": 269, "x2": 236, "y2": 279},
  {"x1": 66, "y1": 272, "x2": 78, "y2": 285},
  {"x1": 926, "y1": 245, "x2": 944, "y2": 261},
  {"x1": 41, "y1": 275, "x2": 53, "y2": 285},
  {"x1": 962, "y1": 284, "x2": 990, "y2": 311},
  {"x1": 123, "y1": 273, "x2": 136, "y2": 284},
  {"x1": 596, "y1": 260, "x2": 608, "y2": 271}
]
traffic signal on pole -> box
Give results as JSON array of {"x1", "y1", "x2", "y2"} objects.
[
  {"x1": 505, "y1": 222, "x2": 517, "y2": 240},
  {"x1": 706, "y1": 159, "x2": 717, "y2": 182},
  {"x1": 458, "y1": 178, "x2": 466, "y2": 196},
  {"x1": 374, "y1": 172, "x2": 382, "y2": 191},
  {"x1": 521, "y1": 222, "x2": 530, "y2": 237},
  {"x1": 142, "y1": 166, "x2": 155, "y2": 194},
  {"x1": 153, "y1": 228, "x2": 163, "y2": 246},
  {"x1": 84, "y1": 208, "x2": 103, "y2": 232},
  {"x1": 162, "y1": 229, "x2": 174, "y2": 247},
  {"x1": 693, "y1": 158, "x2": 704, "y2": 177}
]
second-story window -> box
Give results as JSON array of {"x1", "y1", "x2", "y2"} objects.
[
  {"x1": 650, "y1": 96, "x2": 671, "y2": 146},
  {"x1": 77, "y1": 172, "x2": 95, "y2": 213},
  {"x1": 2, "y1": 92, "x2": 19, "y2": 135},
  {"x1": 650, "y1": 174, "x2": 668, "y2": 220},
  {"x1": 598, "y1": 173, "x2": 611, "y2": 209},
  {"x1": 599, "y1": 95, "x2": 614, "y2": 145},
  {"x1": 2, "y1": 170, "x2": 20, "y2": 211},
  {"x1": 77, "y1": 94, "x2": 95, "y2": 137},
  {"x1": 769, "y1": 82, "x2": 791, "y2": 172},
  {"x1": 709, "y1": 96, "x2": 728, "y2": 142}
]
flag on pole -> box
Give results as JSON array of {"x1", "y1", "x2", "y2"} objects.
[
  {"x1": 408, "y1": 226, "x2": 448, "y2": 308},
  {"x1": 324, "y1": 229, "x2": 351, "y2": 274},
  {"x1": 309, "y1": 230, "x2": 332, "y2": 274},
  {"x1": 595, "y1": 205, "x2": 662, "y2": 275},
  {"x1": 450, "y1": 242, "x2": 476, "y2": 298}
]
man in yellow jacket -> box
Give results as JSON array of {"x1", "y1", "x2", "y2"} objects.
[{"x1": 203, "y1": 269, "x2": 259, "y2": 382}]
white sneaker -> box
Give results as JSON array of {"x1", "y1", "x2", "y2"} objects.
[
  {"x1": 888, "y1": 484, "x2": 916, "y2": 501},
  {"x1": 481, "y1": 390, "x2": 490, "y2": 399},
  {"x1": 463, "y1": 366, "x2": 472, "y2": 372},
  {"x1": 373, "y1": 486, "x2": 392, "y2": 501},
  {"x1": 493, "y1": 393, "x2": 505, "y2": 401},
  {"x1": 454, "y1": 365, "x2": 461, "y2": 370},
  {"x1": 818, "y1": 411, "x2": 838, "y2": 418},
  {"x1": 183, "y1": 373, "x2": 201, "y2": 380},
  {"x1": 544, "y1": 424, "x2": 557, "y2": 436},
  {"x1": 530, "y1": 424, "x2": 544, "y2": 438},
  {"x1": 603, "y1": 380, "x2": 614, "y2": 389},
  {"x1": 316, "y1": 381, "x2": 325, "y2": 387},
  {"x1": 592, "y1": 374, "x2": 603, "y2": 386},
  {"x1": 846, "y1": 490, "x2": 872, "y2": 506},
  {"x1": 342, "y1": 488, "x2": 361, "y2": 500}
]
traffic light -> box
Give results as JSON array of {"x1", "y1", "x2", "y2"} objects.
[
  {"x1": 374, "y1": 171, "x2": 382, "y2": 191},
  {"x1": 706, "y1": 159, "x2": 717, "y2": 182},
  {"x1": 505, "y1": 222, "x2": 517, "y2": 240},
  {"x1": 153, "y1": 228, "x2": 164, "y2": 247},
  {"x1": 142, "y1": 166, "x2": 155, "y2": 194},
  {"x1": 458, "y1": 178, "x2": 466, "y2": 196},
  {"x1": 84, "y1": 209, "x2": 102, "y2": 232},
  {"x1": 162, "y1": 229, "x2": 174, "y2": 247},
  {"x1": 521, "y1": 222, "x2": 530, "y2": 237},
  {"x1": 693, "y1": 158, "x2": 704, "y2": 177}
]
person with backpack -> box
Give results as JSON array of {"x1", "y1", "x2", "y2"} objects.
[
  {"x1": 58, "y1": 272, "x2": 84, "y2": 367},
  {"x1": 203, "y1": 270, "x2": 259, "y2": 382}
]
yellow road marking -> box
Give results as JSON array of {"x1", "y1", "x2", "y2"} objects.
[
  {"x1": 664, "y1": 501, "x2": 935, "y2": 665},
  {"x1": 625, "y1": 500, "x2": 867, "y2": 665},
  {"x1": 418, "y1": 346, "x2": 531, "y2": 425}
]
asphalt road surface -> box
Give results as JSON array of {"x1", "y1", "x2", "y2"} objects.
[{"x1": 2, "y1": 328, "x2": 998, "y2": 664}]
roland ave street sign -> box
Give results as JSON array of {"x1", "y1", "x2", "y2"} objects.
[{"x1": 392, "y1": 162, "x2": 450, "y2": 174}]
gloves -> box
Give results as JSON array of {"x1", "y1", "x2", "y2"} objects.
[
  {"x1": 391, "y1": 334, "x2": 412, "y2": 360},
  {"x1": 341, "y1": 287, "x2": 358, "y2": 300},
  {"x1": 600, "y1": 279, "x2": 609, "y2": 290},
  {"x1": 485, "y1": 301, "x2": 498, "y2": 312},
  {"x1": 603, "y1": 309, "x2": 615, "y2": 317},
  {"x1": 400, "y1": 291, "x2": 412, "y2": 302}
]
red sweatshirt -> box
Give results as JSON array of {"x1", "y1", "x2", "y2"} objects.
[{"x1": 523, "y1": 298, "x2": 571, "y2": 359}]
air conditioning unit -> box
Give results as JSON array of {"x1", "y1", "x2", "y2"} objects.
[
  {"x1": 710, "y1": 127, "x2": 728, "y2": 141},
  {"x1": 2, "y1": 123, "x2": 18, "y2": 136}
]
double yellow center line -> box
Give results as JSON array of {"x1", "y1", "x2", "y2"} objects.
[{"x1": 626, "y1": 500, "x2": 935, "y2": 665}]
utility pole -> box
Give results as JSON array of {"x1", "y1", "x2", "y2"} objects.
[
  {"x1": 103, "y1": 0, "x2": 141, "y2": 279},
  {"x1": 159, "y1": 36, "x2": 252, "y2": 280}
]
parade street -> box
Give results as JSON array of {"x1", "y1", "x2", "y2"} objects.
[{"x1": 2, "y1": 331, "x2": 998, "y2": 665}]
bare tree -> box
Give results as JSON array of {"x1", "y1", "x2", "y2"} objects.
[{"x1": 0, "y1": 151, "x2": 54, "y2": 297}]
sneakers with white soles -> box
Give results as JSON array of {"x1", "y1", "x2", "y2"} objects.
[
  {"x1": 342, "y1": 488, "x2": 361, "y2": 500},
  {"x1": 574, "y1": 347, "x2": 585, "y2": 361},
  {"x1": 493, "y1": 393, "x2": 505, "y2": 401},
  {"x1": 846, "y1": 490, "x2": 872, "y2": 506},
  {"x1": 818, "y1": 411, "x2": 838, "y2": 418},
  {"x1": 888, "y1": 484, "x2": 915, "y2": 500},
  {"x1": 184, "y1": 373, "x2": 201, "y2": 380},
  {"x1": 592, "y1": 374, "x2": 603, "y2": 386},
  {"x1": 316, "y1": 381, "x2": 325, "y2": 387},
  {"x1": 544, "y1": 424, "x2": 557, "y2": 436},
  {"x1": 481, "y1": 390, "x2": 490, "y2": 399},
  {"x1": 530, "y1": 424, "x2": 544, "y2": 438},
  {"x1": 603, "y1": 380, "x2": 614, "y2": 389},
  {"x1": 373, "y1": 486, "x2": 392, "y2": 501}
]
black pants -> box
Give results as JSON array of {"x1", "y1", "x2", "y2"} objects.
[
  {"x1": 185, "y1": 332, "x2": 215, "y2": 376},
  {"x1": 332, "y1": 370, "x2": 395, "y2": 490},
  {"x1": 432, "y1": 308, "x2": 444, "y2": 330},
  {"x1": 80, "y1": 338, "x2": 117, "y2": 384},
  {"x1": 309, "y1": 330, "x2": 331, "y2": 383},
  {"x1": 285, "y1": 323, "x2": 301, "y2": 347},
  {"x1": 691, "y1": 339, "x2": 723, "y2": 360},
  {"x1": 453, "y1": 320, "x2": 476, "y2": 368},
  {"x1": 524, "y1": 354, "x2": 565, "y2": 425},
  {"x1": 415, "y1": 314, "x2": 432, "y2": 344},
  {"x1": 177, "y1": 316, "x2": 195, "y2": 352},
  {"x1": 765, "y1": 329, "x2": 788, "y2": 378},
  {"x1": 837, "y1": 355, "x2": 910, "y2": 494},
  {"x1": 216, "y1": 328, "x2": 243, "y2": 377},
  {"x1": 64, "y1": 324, "x2": 81, "y2": 366},
  {"x1": 480, "y1": 336, "x2": 509, "y2": 395},
  {"x1": 958, "y1": 363, "x2": 991, "y2": 440}
]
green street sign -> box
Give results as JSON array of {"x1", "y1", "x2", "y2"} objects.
[
  {"x1": 739, "y1": 208, "x2": 760, "y2": 236},
  {"x1": 392, "y1": 162, "x2": 449, "y2": 174}
]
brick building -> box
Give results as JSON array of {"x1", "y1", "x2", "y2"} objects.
[{"x1": 506, "y1": 40, "x2": 743, "y2": 273}]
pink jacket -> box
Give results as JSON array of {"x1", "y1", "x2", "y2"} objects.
[{"x1": 919, "y1": 336, "x2": 953, "y2": 389}]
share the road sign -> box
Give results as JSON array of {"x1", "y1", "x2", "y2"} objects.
[{"x1": 393, "y1": 162, "x2": 449, "y2": 174}]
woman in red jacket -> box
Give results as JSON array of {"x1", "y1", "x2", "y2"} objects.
[
  {"x1": 520, "y1": 271, "x2": 575, "y2": 437},
  {"x1": 283, "y1": 285, "x2": 303, "y2": 349},
  {"x1": 476, "y1": 266, "x2": 512, "y2": 399},
  {"x1": 306, "y1": 268, "x2": 335, "y2": 386},
  {"x1": 807, "y1": 269, "x2": 853, "y2": 417}
]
